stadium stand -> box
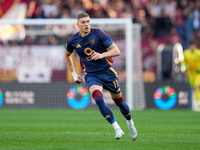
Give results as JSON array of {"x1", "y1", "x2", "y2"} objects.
[{"x1": 1, "y1": 0, "x2": 200, "y2": 81}]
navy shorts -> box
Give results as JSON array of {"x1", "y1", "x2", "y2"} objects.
[{"x1": 84, "y1": 66, "x2": 121, "y2": 94}]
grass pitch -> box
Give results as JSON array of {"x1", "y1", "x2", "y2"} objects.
[{"x1": 0, "y1": 109, "x2": 200, "y2": 150}]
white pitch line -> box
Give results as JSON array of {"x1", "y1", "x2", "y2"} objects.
[
  {"x1": 63, "y1": 132, "x2": 114, "y2": 135},
  {"x1": 63, "y1": 132, "x2": 200, "y2": 136},
  {"x1": 1, "y1": 131, "x2": 200, "y2": 136}
]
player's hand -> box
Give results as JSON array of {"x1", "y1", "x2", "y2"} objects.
[
  {"x1": 91, "y1": 50, "x2": 103, "y2": 60},
  {"x1": 75, "y1": 75, "x2": 84, "y2": 84}
]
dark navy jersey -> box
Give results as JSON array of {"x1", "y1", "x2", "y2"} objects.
[{"x1": 65, "y1": 28, "x2": 114, "y2": 73}]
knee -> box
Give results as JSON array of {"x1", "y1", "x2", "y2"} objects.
[
  {"x1": 92, "y1": 90, "x2": 104, "y2": 107},
  {"x1": 92, "y1": 90, "x2": 103, "y2": 99},
  {"x1": 112, "y1": 97, "x2": 124, "y2": 105}
]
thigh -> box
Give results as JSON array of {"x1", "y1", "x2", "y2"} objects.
[
  {"x1": 85, "y1": 74, "x2": 103, "y2": 90},
  {"x1": 103, "y1": 78, "x2": 121, "y2": 94},
  {"x1": 109, "y1": 91, "x2": 122, "y2": 99},
  {"x1": 89, "y1": 85, "x2": 103, "y2": 94},
  {"x1": 101, "y1": 67, "x2": 121, "y2": 94}
]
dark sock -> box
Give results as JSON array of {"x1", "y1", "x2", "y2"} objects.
[
  {"x1": 113, "y1": 97, "x2": 132, "y2": 120},
  {"x1": 95, "y1": 97, "x2": 115, "y2": 124},
  {"x1": 117, "y1": 101, "x2": 132, "y2": 120}
]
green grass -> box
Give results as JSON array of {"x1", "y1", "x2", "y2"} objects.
[{"x1": 0, "y1": 109, "x2": 200, "y2": 150}]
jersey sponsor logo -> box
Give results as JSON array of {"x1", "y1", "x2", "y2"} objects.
[
  {"x1": 86, "y1": 57, "x2": 93, "y2": 61},
  {"x1": 90, "y1": 39, "x2": 95, "y2": 45},
  {"x1": 76, "y1": 44, "x2": 81, "y2": 48},
  {"x1": 84, "y1": 47, "x2": 93, "y2": 55}
]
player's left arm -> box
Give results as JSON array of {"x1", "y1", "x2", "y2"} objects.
[{"x1": 91, "y1": 43, "x2": 120, "y2": 60}]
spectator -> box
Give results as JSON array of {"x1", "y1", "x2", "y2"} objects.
[
  {"x1": 85, "y1": 1, "x2": 109, "y2": 18},
  {"x1": 26, "y1": 0, "x2": 40, "y2": 18},
  {"x1": 60, "y1": 7, "x2": 70, "y2": 18},
  {"x1": 167, "y1": 27, "x2": 181, "y2": 44},
  {"x1": 41, "y1": 0, "x2": 59, "y2": 18},
  {"x1": 48, "y1": 35, "x2": 58, "y2": 45},
  {"x1": 70, "y1": 1, "x2": 84, "y2": 18}
]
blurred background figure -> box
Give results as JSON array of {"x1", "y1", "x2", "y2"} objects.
[{"x1": 182, "y1": 40, "x2": 200, "y2": 110}]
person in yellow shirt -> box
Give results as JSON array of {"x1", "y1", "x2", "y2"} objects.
[{"x1": 182, "y1": 40, "x2": 200, "y2": 110}]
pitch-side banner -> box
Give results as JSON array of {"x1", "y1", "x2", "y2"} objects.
[
  {"x1": 0, "y1": 82, "x2": 123, "y2": 109},
  {"x1": 145, "y1": 83, "x2": 189, "y2": 110},
  {"x1": 0, "y1": 45, "x2": 65, "y2": 83}
]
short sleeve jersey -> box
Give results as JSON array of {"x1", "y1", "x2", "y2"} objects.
[
  {"x1": 182, "y1": 48, "x2": 200, "y2": 75},
  {"x1": 65, "y1": 28, "x2": 114, "y2": 73}
]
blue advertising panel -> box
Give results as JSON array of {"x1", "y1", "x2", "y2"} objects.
[{"x1": 145, "y1": 83, "x2": 189, "y2": 109}]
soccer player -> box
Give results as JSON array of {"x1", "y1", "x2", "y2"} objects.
[
  {"x1": 182, "y1": 40, "x2": 200, "y2": 110},
  {"x1": 65, "y1": 12, "x2": 138, "y2": 140}
]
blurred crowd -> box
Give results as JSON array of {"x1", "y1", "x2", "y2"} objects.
[
  {"x1": 25, "y1": 0, "x2": 200, "y2": 73},
  {"x1": 25, "y1": 0, "x2": 200, "y2": 44},
  {"x1": 1, "y1": 0, "x2": 200, "y2": 82}
]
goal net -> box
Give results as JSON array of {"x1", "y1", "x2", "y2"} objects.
[{"x1": 0, "y1": 18, "x2": 145, "y2": 110}]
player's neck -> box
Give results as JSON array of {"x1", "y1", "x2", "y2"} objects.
[{"x1": 80, "y1": 31, "x2": 90, "y2": 37}]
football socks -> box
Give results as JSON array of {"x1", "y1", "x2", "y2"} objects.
[{"x1": 95, "y1": 97, "x2": 115, "y2": 124}]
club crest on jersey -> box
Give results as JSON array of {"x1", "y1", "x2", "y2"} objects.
[{"x1": 90, "y1": 39, "x2": 95, "y2": 45}]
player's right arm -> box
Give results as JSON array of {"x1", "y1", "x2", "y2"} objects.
[{"x1": 65, "y1": 50, "x2": 83, "y2": 84}]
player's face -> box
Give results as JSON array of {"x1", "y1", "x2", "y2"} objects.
[
  {"x1": 190, "y1": 44, "x2": 196, "y2": 51},
  {"x1": 77, "y1": 17, "x2": 91, "y2": 36}
]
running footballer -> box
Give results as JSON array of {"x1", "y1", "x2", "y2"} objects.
[{"x1": 65, "y1": 12, "x2": 138, "y2": 140}]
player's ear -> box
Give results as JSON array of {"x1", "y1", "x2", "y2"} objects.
[{"x1": 76, "y1": 21, "x2": 81, "y2": 28}]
